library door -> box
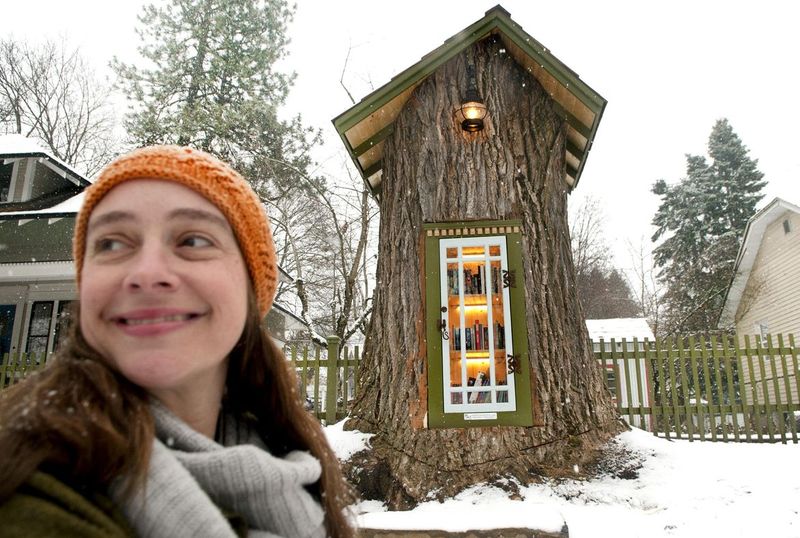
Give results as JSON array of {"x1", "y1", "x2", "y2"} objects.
[{"x1": 439, "y1": 236, "x2": 516, "y2": 415}]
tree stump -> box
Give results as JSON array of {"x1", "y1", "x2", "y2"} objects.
[{"x1": 346, "y1": 36, "x2": 622, "y2": 509}]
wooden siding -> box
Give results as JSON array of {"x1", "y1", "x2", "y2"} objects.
[
  {"x1": 735, "y1": 210, "x2": 800, "y2": 404},
  {"x1": 735, "y1": 210, "x2": 800, "y2": 337}
]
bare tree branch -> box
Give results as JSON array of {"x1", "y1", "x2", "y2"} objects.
[{"x1": 0, "y1": 38, "x2": 119, "y2": 176}]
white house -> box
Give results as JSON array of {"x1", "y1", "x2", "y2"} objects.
[
  {"x1": 718, "y1": 197, "x2": 800, "y2": 406},
  {"x1": 587, "y1": 317, "x2": 654, "y2": 431}
]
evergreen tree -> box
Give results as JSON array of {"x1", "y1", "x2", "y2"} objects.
[
  {"x1": 651, "y1": 119, "x2": 766, "y2": 335},
  {"x1": 113, "y1": 0, "x2": 377, "y2": 346},
  {"x1": 112, "y1": 0, "x2": 319, "y2": 200}
]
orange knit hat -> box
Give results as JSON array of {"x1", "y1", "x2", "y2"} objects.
[{"x1": 73, "y1": 145, "x2": 278, "y2": 316}]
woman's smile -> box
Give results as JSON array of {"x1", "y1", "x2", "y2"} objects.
[{"x1": 112, "y1": 308, "x2": 205, "y2": 336}]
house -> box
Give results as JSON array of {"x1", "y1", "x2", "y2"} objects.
[
  {"x1": 587, "y1": 317, "x2": 654, "y2": 431},
  {"x1": 0, "y1": 135, "x2": 89, "y2": 357},
  {"x1": 718, "y1": 197, "x2": 800, "y2": 406},
  {"x1": 719, "y1": 197, "x2": 800, "y2": 339},
  {"x1": 0, "y1": 135, "x2": 306, "y2": 357}
]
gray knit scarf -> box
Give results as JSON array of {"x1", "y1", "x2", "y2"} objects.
[{"x1": 110, "y1": 402, "x2": 326, "y2": 538}]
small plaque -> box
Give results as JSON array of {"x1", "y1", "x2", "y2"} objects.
[{"x1": 464, "y1": 412, "x2": 498, "y2": 421}]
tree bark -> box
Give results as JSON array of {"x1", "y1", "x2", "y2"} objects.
[{"x1": 346, "y1": 37, "x2": 621, "y2": 508}]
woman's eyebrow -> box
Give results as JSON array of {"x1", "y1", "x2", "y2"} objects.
[
  {"x1": 168, "y1": 208, "x2": 231, "y2": 230},
  {"x1": 87, "y1": 210, "x2": 136, "y2": 232}
]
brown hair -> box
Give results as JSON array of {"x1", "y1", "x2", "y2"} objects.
[{"x1": 0, "y1": 294, "x2": 354, "y2": 537}]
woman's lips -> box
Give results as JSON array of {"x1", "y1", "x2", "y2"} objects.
[{"x1": 113, "y1": 310, "x2": 202, "y2": 337}]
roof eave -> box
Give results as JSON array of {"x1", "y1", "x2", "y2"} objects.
[{"x1": 332, "y1": 6, "x2": 607, "y2": 198}]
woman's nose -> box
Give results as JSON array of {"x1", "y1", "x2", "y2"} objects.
[{"x1": 122, "y1": 243, "x2": 180, "y2": 291}]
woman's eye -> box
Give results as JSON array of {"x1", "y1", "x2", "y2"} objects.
[
  {"x1": 95, "y1": 238, "x2": 126, "y2": 252},
  {"x1": 179, "y1": 235, "x2": 213, "y2": 248}
]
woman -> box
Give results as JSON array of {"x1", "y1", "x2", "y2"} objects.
[{"x1": 0, "y1": 146, "x2": 354, "y2": 537}]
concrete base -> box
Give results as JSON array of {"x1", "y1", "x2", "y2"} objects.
[{"x1": 358, "y1": 525, "x2": 569, "y2": 538}]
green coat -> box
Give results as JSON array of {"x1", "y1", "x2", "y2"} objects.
[
  {"x1": 0, "y1": 471, "x2": 249, "y2": 537},
  {"x1": 0, "y1": 471, "x2": 134, "y2": 537}
]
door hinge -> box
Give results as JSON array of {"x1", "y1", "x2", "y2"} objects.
[
  {"x1": 502, "y1": 269, "x2": 516, "y2": 288},
  {"x1": 507, "y1": 353, "x2": 520, "y2": 374}
]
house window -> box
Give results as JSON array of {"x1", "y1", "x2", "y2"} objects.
[
  {"x1": 0, "y1": 162, "x2": 13, "y2": 202},
  {"x1": 756, "y1": 321, "x2": 769, "y2": 340},
  {"x1": 24, "y1": 299, "x2": 74, "y2": 357},
  {"x1": 26, "y1": 302, "x2": 54, "y2": 356},
  {"x1": 52, "y1": 300, "x2": 74, "y2": 351},
  {"x1": 0, "y1": 305, "x2": 16, "y2": 356},
  {"x1": 783, "y1": 219, "x2": 791, "y2": 234},
  {"x1": 424, "y1": 220, "x2": 533, "y2": 428}
]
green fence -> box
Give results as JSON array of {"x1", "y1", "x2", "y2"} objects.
[
  {"x1": 4, "y1": 332, "x2": 798, "y2": 442},
  {"x1": 0, "y1": 352, "x2": 51, "y2": 389},
  {"x1": 285, "y1": 336, "x2": 362, "y2": 424},
  {"x1": 594, "y1": 333, "x2": 800, "y2": 444},
  {"x1": 0, "y1": 337, "x2": 361, "y2": 425}
]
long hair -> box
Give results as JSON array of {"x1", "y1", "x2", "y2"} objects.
[{"x1": 0, "y1": 294, "x2": 354, "y2": 537}]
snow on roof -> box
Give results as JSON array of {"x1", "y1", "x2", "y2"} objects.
[
  {"x1": 586, "y1": 318, "x2": 654, "y2": 342},
  {"x1": 0, "y1": 191, "x2": 85, "y2": 218},
  {"x1": 0, "y1": 134, "x2": 47, "y2": 154},
  {"x1": 0, "y1": 134, "x2": 88, "y2": 185},
  {"x1": 719, "y1": 197, "x2": 800, "y2": 327}
]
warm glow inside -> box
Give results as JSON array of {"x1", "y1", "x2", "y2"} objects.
[
  {"x1": 461, "y1": 101, "x2": 487, "y2": 120},
  {"x1": 453, "y1": 295, "x2": 487, "y2": 306},
  {"x1": 459, "y1": 305, "x2": 487, "y2": 311}
]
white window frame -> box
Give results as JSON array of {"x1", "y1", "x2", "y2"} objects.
[{"x1": 439, "y1": 235, "x2": 516, "y2": 414}]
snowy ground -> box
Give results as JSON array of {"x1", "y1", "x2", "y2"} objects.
[{"x1": 325, "y1": 421, "x2": 800, "y2": 537}]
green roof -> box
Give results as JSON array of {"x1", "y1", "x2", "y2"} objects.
[{"x1": 332, "y1": 5, "x2": 607, "y2": 198}]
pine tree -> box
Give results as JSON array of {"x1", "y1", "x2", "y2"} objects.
[
  {"x1": 113, "y1": 0, "x2": 377, "y2": 347},
  {"x1": 651, "y1": 119, "x2": 766, "y2": 335},
  {"x1": 112, "y1": 0, "x2": 318, "y2": 199}
]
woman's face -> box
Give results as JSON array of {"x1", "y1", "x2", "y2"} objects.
[{"x1": 79, "y1": 179, "x2": 249, "y2": 401}]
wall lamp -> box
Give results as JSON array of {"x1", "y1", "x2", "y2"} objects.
[{"x1": 455, "y1": 64, "x2": 487, "y2": 132}]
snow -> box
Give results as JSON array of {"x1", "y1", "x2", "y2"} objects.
[
  {"x1": 324, "y1": 418, "x2": 374, "y2": 461},
  {"x1": 326, "y1": 423, "x2": 800, "y2": 537},
  {"x1": 0, "y1": 134, "x2": 47, "y2": 155},
  {"x1": 0, "y1": 134, "x2": 84, "y2": 182},
  {"x1": 586, "y1": 318, "x2": 655, "y2": 342}
]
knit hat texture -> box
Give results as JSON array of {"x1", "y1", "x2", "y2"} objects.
[{"x1": 73, "y1": 145, "x2": 277, "y2": 316}]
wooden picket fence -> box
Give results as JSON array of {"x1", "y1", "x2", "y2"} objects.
[
  {"x1": 0, "y1": 352, "x2": 51, "y2": 389},
  {"x1": 285, "y1": 336, "x2": 362, "y2": 424},
  {"x1": 595, "y1": 333, "x2": 800, "y2": 444},
  {"x1": 3, "y1": 333, "x2": 798, "y2": 442},
  {"x1": 0, "y1": 337, "x2": 361, "y2": 425}
]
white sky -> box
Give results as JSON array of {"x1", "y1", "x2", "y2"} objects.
[{"x1": 6, "y1": 0, "x2": 800, "y2": 269}]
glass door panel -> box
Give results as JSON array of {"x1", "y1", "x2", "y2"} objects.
[{"x1": 440, "y1": 236, "x2": 516, "y2": 413}]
